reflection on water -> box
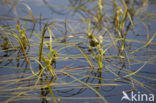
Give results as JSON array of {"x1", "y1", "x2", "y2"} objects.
[{"x1": 0, "y1": 0, "x2": 156, "y2": 103}]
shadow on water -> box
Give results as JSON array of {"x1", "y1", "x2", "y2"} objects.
[{"x1": 0, "y1": 0, "x2": 156, "y2": 103}]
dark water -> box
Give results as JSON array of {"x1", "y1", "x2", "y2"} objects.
[{"x1": 0, "y1": 0, "x2": 156, "y2": 103}]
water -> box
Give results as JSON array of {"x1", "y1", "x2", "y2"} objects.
[{"x1": 0, "y1": 0, "x2": 156, "y2": 103}]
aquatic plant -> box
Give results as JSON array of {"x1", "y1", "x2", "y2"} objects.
[{"x1": 0, "y1": 0, "x2": 156, "y2": 103}]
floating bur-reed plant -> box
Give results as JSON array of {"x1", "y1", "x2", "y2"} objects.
[
  {"x1": 2, "y1": 37, "x2": 8, "y2": 50},
  {"x1": 16, "y1": 21, "x2": 29, "y2": 49},
  {"x1": 87, "y1": 21, "x2": 105, "y2": 69},
  {"x1": 87, "y1": 21, "x2": 99, "y2": 47},
  {"x1": 39, "y1": 23, "x2": 57, "y2": 77}
]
